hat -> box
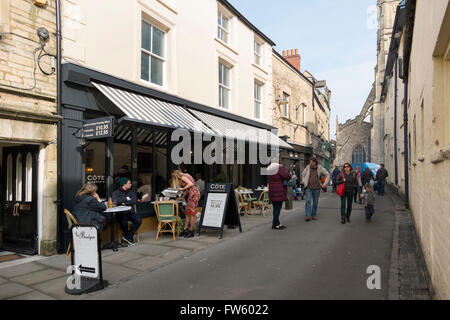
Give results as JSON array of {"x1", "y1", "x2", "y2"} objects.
[{"x1": 118, "y1": 177, "x2": 130, "y2": 187}]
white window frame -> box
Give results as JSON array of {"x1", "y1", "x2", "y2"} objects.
[
  {"x1": 219, "y1": 62, "x2": 231, "y2": 109},
  {"x1": 303, "y1": 105, "x2": 307, "y2": 125},
  {"x1": 283, "y1": 92, "x2": 290, "y2": 118},
  {"x1": 217, "y1": 10, "x2": 230, "y2": 44},
  {"x1": 141, "y1": 19, "x2": 166, "y2": 87},
  {"x1": 254, "y1": 40, "x2": 262, "y2": 66},
  {"x1": 254, "y1": 81, "x2": 262, "y2": 119}
]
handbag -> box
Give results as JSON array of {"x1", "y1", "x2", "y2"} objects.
[{"x1": 336, "y1": 173, "x2": 345, "y2": 196}]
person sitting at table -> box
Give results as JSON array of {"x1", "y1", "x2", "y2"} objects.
[
  {"x1": 72, "y1": 183, "x2": 107, "y2": 231},
  {"x1": 137, "y1": 173, "x2": 152, "y2": 202},
  {"x1": 112, "y1": 178, "x2": 141, "y2": 245},
  {"x1": 172, "y1": 170, "x2": 200, "y2": 238}
]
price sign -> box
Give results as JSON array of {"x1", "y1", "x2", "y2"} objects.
[{"x1": 83, "y1": 116, "x2": 114, "y2": 140}]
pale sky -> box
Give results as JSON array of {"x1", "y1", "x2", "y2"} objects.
[{"x1": 229, "y1": 0, "x2": 377, "y2": 140}]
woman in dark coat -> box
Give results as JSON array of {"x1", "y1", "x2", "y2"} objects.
[
  {"x1": 267, "y1": 161, "x2": 292, "y2": 230},
  {"x1": 72, "y1": 183, "x2": 107, "y2": 231},
  {"x1": 336, "y1": 163, "x2": 357, "y2": 224}
]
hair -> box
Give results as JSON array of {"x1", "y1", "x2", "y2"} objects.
[
  {"x1": 195, "y1": 173, "x2": 202, "y2": 180},
  {"x1": 365, "y1": 184, "x2": 372, "y2": 190},
  {"x1": 343, "y1": 163, "x2": 353, "y2": 171},
  {"x1": 310, "y1": 157, "x2": 318, "y2": 164},
  {"x1": 171, "y1": 170, "x2": 183, "y2": 187},
  {"x1": 76, "y1": 183, "x2": 98, "y2": 197}
]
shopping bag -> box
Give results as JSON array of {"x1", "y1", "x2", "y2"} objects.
[{"x1": 336, "y1": 173, "x2": 345, "y2": 196}]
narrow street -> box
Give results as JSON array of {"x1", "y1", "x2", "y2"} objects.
[{"x1": 89, "y1": 191, "x2": 396, "y2": 300}]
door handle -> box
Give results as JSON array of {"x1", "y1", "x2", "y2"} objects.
[{"x1": 13, "y1": 203, "x2": 20, "y2": 217}]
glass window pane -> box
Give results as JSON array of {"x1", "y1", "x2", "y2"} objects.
[
  {"x1": 141, "y1": 52, "x2": 150, "y2": 81},
  {"x1": 26, "y1": 153, "x2": 32, "y2": 202},
  {"x1": 142, "y1": 21, "x2": 151, "y2": 51},
  {"x1": 222, "y1": 31, "x2": 228, "y2": 43},
  {"x1": 255, "y1": 101, "x2": 261, "y2": 119},
  {"x1": 222, "y1": 16, "x2": 229, "y2": 30},
  {"x1": 16, "y1": 154, "x2": 22, "y2": 202},
  {"x1": 7, "y1": 154, "x2": 13, "y2": 201},
  {"x1": 223, "y1": 65, "x2": 230, "y2": 87},
  {"x1": 219, "y1": 63, "x2": 223, "y2": 84},
  {"x1": 223, "y1": 88, "x2": 229, "y2": 109},
  {"x1": 151, "y1": 56, "x2": 164, "y2": 86},
  {"x1": 152, "y1": 27, "x2": 165, "y2": 57},
  {"x1": 219, "y1": 86, "x2": 223, "y2": 107}
]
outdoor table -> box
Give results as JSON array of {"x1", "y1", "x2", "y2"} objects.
[
  {"x1": 239, "y1": 190, "x2": 254, "y2": 195},
  {"x1": 102, "y1": 206, "x2": 132, "y2": 252}
]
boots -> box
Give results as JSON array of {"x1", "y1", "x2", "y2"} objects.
[
  {"x1": 346, "y1": 215, "x2": 351, "y2": 223},
  {"x1": 180, "y1": 229, "x2": 188, "y2": 237},
  {"x1": 184, "y1": 229, "x2": 194, "y2": 238},
  {"x1": 341, "y1": 217, "x2": 346, "y2": 224}
]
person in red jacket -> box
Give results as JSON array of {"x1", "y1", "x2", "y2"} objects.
[{"x1": 267, "y1": 159, "x2": 292, "y2": 230}]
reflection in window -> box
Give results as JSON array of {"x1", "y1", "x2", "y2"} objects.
[
  {"x1": 16, "y1": 154, "x2": 22, "y2": 201},
  {"x1": 7, "y1": 154, "x2": 13, "y2": 201},
  {"x1": 26, "y1": 153, "x2": 33, "y2": 202}
]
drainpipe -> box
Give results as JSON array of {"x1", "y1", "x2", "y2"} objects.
[
  {"x1": 394, "y1": 54, "x2": 398, "y2": 186},
  {"x1": 55, "y1": 0, "x2": 62, "y2": 252},
  {"x1": 403, "y1": 78, "x2": 409, "y2": 209}
]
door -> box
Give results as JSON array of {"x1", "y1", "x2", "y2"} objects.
[{"x1": 2, "y1": 146, "x2": 39, "y2": 255}]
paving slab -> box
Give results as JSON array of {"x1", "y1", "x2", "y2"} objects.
[
  {"x1": 11, "y1": 269, "x2": 67, "y2": 286},
  {"x1": 31, "y1": 276, "x2": 81, "y2": 300},
  {"x1": 162, "y1": 239, "x2": 208, "y2": 251},
  {"x1": 126, "y1": 243, "x2": 171, "y2": 256},
  {"x1": 102, "y1": 251, "x2": 143, "y2": 265},
  {"x1": 140, "y1": 235, "x2": 173, "y2": 245},
  {"x1": 0, "y1": 276, "x2": 6, "y2": 285},
  {"x1": 100, "y1": 263, "x2": 140, "y2": 283},
  {"x1": 123, "y1": 256, "x2": 169, "y2": 271},
  {"x1": 0, "y1": 282, "x2": 33, "y2": 300},
  {"x1": 8, "y1": 290, "x2": 56, "y2": 300},
  {"x1": 158, "y1": 248, "x2": 192, "y2": 260},
  {"x1": 36, "y1": 255, "x2": 71, "y2": 271},
  {"x1": 0, "y1": 262, "x2": 46, "y2": 279}
]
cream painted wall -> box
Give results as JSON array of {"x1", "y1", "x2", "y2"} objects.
[{"x1": 62, "y1": 0, "x2": 273, "y2": 125}]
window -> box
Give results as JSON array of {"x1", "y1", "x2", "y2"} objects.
[
  {"x1": 26, "y1": 153, "x2": 32, "y2": 202},
  {"x1": 283, "y1": 92, "x2": 290, "y2": 118},
  {"x1": 6, "y1": 154, "x2": 12, "y2": 201},
  {"x1": 217, "y1": 10, "x2": 230, "y2": 44},
  {"x1": 303, "y1": 105, "x2": 307, "y2": 125},
  {"x1": 141, "y1": 20, "x2": 165, "y2": 86},
  {"x1": 254, "y1": 81, "x2": 262, "y2": 119},
  {"x1": 254, "y1": 40, "x2": 262, "y2": 66},
  {"x1": 352, "y1": 145, "x2": 367, "y2": 164},
  {"x1": 219, "y1": 62, "x2": 231, "y2": 109},
  {"x1": 16, "y1": 153, "x2": 22, "y2": 201}
]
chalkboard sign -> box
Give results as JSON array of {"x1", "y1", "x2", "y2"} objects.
[
  {"x1": 198, "y1": 183, "x2": 242, "y2": 239},
  {"x1": 83, "y1": 116, "x2": 114, "y2": 140}
]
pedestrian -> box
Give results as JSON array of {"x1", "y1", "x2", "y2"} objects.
[
  {"x1": 361, "y1": 167, "x2": 374, "y2": 187},
  {"x1": 354, "y1": 166, "x2": 363, "y2": 204},
  {"x1": 331, "y1": 166, "x2": 341, "y2": 192},
  {"x1": 336, "y1": 163, "x2": 357, "y2": 224},
  {"x1": 302, "y1": 157, "x2": 330, "y2": 222},
  {"x1": 172, "y1": 170, "x2": 201, "y2": 238},
  {"x1": 361, "y1": 184, "x2": 376, "y2": 222},
  {"x1": 375, "y1": 164, "x2": 389, "y2": 196},
  {"x1": 194, "y1": 173, "x2": 205, "y2": 198},
  {"x1": 72, "y1": 183, "x2": 107, "y2": 231},
  {"x1": 267, "y1": 159, "x2": 292, "y2": 230},
  {"x1": 112, "y1": 178, "x2": 142, "y2": 245}
]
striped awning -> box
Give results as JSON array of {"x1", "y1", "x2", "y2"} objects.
[
  {"x1": 190, "y1": 109, "x2": 293, "y2": 150},
  {"x1": 114, "y1": 126, "x2": 168, "y2": 146},
  {"x1": 92, "y1": 82, "x2": 215, "y2": 135}
]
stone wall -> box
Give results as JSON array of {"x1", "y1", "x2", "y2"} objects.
[{"x1": 335, "y1": 118, "x2": 372, "y2": 167}]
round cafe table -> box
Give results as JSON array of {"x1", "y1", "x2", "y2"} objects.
[{"x1": 102, "y1": 206, "x2": 132, "y2": 252}]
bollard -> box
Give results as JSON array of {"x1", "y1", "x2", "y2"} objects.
[{"x1": 285, "y1": 186, "x2": 293, "y2": 210}]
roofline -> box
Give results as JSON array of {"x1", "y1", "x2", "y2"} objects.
[
  {"x1": 218, "y1": 0, "x2": 276, "y2": 47},
  {"x1": 61, "y1": 62, "x2": 277, "y2": 131},
  {"x1": 272, "y1": 49, "x2": 314, "y2": 86}
]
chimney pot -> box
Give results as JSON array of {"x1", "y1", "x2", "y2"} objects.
[
  {"x1": 291, "y1": 49, "x2": 294, "y2": 56},
  {"x1": 295, "y1": 49, "x2": 298, "y2": 55},
  {"x1": 282, "y1": 50, "x2": 285, "y2": 56}
]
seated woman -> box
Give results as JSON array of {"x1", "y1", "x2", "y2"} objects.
[
  {"x1": 72, "y1": 183, "x2": 107, "y2": 231},
  {"x1": 137, "y1": 173, "x2": 152, "y2": 202}
]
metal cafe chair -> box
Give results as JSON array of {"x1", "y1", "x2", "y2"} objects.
[
  {"x1": 235, "y1": 191, "x2": 249, "y2": 218},
  {"x1": 64, "y1": 209, "x2": 78, "y2": 261},
  {"x1": 154, "y1": 201, "x2": 179, "y2": 241},
  {"x1": 253, "y1": 191, "x2": 272, "y2": 217},
  {"x1": 242, "y1": 190, "x2": 257, "y2": 215}
]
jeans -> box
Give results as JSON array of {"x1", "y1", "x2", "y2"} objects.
[
  {"x1": 365, "y1": 205, "x2": 374, "y2": 219},
  {"x1": 272, "y1": 201, "x2": 283, "y2": 228},
  {"x1": 305, "y1": 188, "x2": 321, "y2": 217},
  {"x1": 340, "y1": 191, "x2": 353, "y2": 218},
  {"x1": 378, "y1": 181, "x2": 386, "y2": 195},
  {"x1": 116, "y1": 212, "x2": 142, "y2": 239}
]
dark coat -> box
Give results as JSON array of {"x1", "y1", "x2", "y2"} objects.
[
  {"x1": 72, "y1": 194, "x2": 107, "y2": 230},
  {"x1": 112, "y1": 188, "x2": 137, "y2": 214},
  {"x1": 376, "y1": 167, "x2": 389, "y2": 182},
  {"x1": 336, "y1": 171, "x2": 357, "y2": 193},
  {"x1": 331, "y1": 168, "x2": 341, "y2": 181},
  {"x1": 269, "y1": 165, "x2": 292, "y2": 202},
  {"x1": 361, "y1": 168, "x2": 374, "y2": 186}
]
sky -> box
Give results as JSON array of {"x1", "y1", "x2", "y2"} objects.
[{"x1": 229, "y1": 0, "x2": 377, "y2": 140}]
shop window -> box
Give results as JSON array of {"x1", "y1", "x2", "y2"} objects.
[
  {"x1": 141, "y1": 20, "x2": 166, "y2": 86},
  {"x1": 25, "y1": 153, "x2": 33, "y2": 202},
  {"x1": 6, "y1": 154, "x2": 12, "y2": 201},
  {"x1": 16, "y1": 154, "x2": 22, "y2": 201}
]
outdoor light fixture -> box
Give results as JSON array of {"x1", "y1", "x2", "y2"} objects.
[{"x1": 33, "y1": 0, "x2": 47, "y2": 7}]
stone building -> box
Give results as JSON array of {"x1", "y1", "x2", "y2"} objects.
[
  {"x1": 0, "y1": 0, "x2": 59, "y2": 255},
  {"x1": 380, "y1": 0, "x2": 450, "y2": 299}
]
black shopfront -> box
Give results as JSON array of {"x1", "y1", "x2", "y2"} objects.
[{"x1": 57, "y1": 63, "x2": 292, "y2": 252}]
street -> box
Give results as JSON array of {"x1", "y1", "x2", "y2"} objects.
[{"x1": 89, "y1": 191, "x2": 395, "y2": 300}]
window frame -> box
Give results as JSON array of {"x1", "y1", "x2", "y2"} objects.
[
  {"x1": 254, "y1": 40, "x2": 262, "y2": 66},
  {"x1": 140, "y1": 19, "x2": 167, "y2": 87},
  {"x1": 217, "y1": 10, "x2": 230, "y2": 44},
  {"x1": 283, "y1": 92, "x2": 290, "y2": 118},
  {"x1": 218, "y1": 61, "x2": 231, "y2": 109},
  {"x1": 254, "y1": 81, "x2": 263, "y2": 119}
]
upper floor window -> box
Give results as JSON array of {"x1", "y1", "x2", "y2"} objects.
[
  {"x1": 254, "y1": 40, "x2": 262, "y2": 66},
  {"x1": 254, "y1": 81, "x2": 262, "y2": 119},
  {"x1": 217, "y1": 10, "x2": 230, "y2": 44},
  {"x1": 283, "y1": 92, "x2": 290, "y2": 118},
  {"x1": 219, "y1": 62, "x2": 231, "y2": 109},
  {"x1": 141, "y1": 20, "x2": 165, "y2": 86}
]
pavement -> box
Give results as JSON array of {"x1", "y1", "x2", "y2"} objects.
[{"x1": 0, "y1": 187, "x2": 432, "y2": 300}]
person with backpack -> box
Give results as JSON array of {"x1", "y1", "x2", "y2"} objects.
[
  {"x1": 375, "y1": 164, "x2": 389, "y2": 196},
  {"x1": 336, "y1": 163, "x2": 357, "y2": 224}
]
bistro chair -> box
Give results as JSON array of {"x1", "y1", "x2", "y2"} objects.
[
  {"x1": 118, "y1": 204, "x2": 141, "y2": 244},
  {"x1": 235, "y1": 191, "x2": 249, "y2": 218},
  {"x1": 64, "y1": 209, "x2": 78, "y2": 261},
  {"x1": 154, "y1": 201, "x2": 179, "y2": 241},
  {"x1": 253, "y1": 191, "x2": 272, "y2": 217},
  {"x1": 242, "y1": 191, "x2": 257, "y2": 215}
]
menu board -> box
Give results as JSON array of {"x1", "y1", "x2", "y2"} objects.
[
  {"x1": 198, "y1": 183, "x2": 242, "y2": 239},
  {"x1": 83, "y1": 116, "x2": 114, "y2": 140},
  {"x1": 72, "y1": 225, "x2": 100, "y2": 279}
]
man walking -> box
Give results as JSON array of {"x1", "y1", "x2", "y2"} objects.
[
  {"x1": 302, "y1": 157, "x2": 330, "y2": 222},
  {"x1": 331, "y1": 166, "x2": 341, "y2": 192},
  {"x1": 375, "y1": 164, "x2": 389, "y2": 196}
]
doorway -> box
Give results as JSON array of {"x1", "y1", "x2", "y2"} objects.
[{"x1": 1, "y1": 145, "x2": 40, "y2": 255}]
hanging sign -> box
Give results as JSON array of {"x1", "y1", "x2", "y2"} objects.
[
  {"x1": 83, "y1": 116, "x2": 114, "y2": 140},
  {"x1": 198, "y1": 183, "x2": 242, "y2": 239}
]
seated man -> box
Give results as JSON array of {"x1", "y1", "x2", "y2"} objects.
[{"x1": 112, "y1": 178, "x2": 142, "y2": 245}]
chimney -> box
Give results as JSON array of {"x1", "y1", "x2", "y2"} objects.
[{"x1": 283, "y1": 48, "x2": 301, "y2": 72}]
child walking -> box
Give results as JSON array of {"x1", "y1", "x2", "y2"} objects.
[{"x1": 361, "y1": 184, "x2": 376, "y2": 222}]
